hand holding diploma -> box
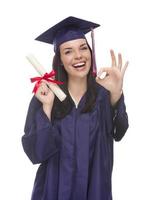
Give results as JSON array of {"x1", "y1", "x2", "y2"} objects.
[{"x1": 26, "y1": 54, "x2": 67, "y2": 102}]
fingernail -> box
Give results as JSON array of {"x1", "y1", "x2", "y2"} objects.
[{"x1": 98, "y1": 72, "x2": 107, "y2": 79}]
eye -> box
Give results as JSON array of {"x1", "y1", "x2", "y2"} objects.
[
  {"x1": 64, "y1": 50, "x2": 72, "y2": 55},
  {"x1": 81, "y1": 46, "x2": 88, "y2": 50}
]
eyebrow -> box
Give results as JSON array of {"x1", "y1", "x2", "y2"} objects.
[
  {"x1": 80, "y1": 43, "x2": 88, "y2": 47},
  {"x1": 63, "y1": 43, "x2": 88, "y2": 51}
]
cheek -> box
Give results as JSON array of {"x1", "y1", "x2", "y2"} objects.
[
  {"x1": 63, "y1": 65, "x2": 69, "y2": 72},
  {"x1": 61, "y1": 55, "x2": 71, "y2": 67},
  {"x1": 87, "y1": 52, "x2": 92, "y2": 65},
  {"x1": 62, "y1": 60, "x2": 72, "y2": 73}
]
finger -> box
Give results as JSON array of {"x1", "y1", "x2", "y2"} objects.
[
  {"x1": 35, "y1": 87, "x2": 42, "y2": 98},
  {"x1": 40, "y1": 81, "x2": 50, "y2": 92},
  {"x1": 40, "y1": 80, "x2": 49, "y2": 86},
  {"x1": 95, "y1": 76, "x2": 103, "y2": 84},
  {"x1": 38, "y1": 87, "x2": 46, "y2": 96},
  {"x1": 121, "y1": 61, "x2": 129, "y2": 77},
  {"x1": 36, "y1": 83, "x2": 48, "y2": 96},
  {"x1": 40, "y1": 85, "x2": 48, "y2": 94},
  {"x1": 97, "y1": 67, "x2": 111, "y2": 75},
  {"x1": 95, "y1": 76, "x2": 107, "y2": 88},
  {"x1": 110, "y1": 49, "x2": 117, "y2": 67},
  {"x1": 118, "y1": 53, "x2": 122, "y2": 70},
  {"x1": 97, "y1": 68, "x2": 103, "y2": 77},
  {"x1": 97, "y1": 67, "x2": 111, "y2": 79}
]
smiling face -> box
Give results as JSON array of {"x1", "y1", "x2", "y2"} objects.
[{"x1": 60, "y1": 38, "x2": 91, "y2": 79}]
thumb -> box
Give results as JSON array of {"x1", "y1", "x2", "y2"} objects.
[
  {"x1": 95, "y1": 76, "x2": 106, "y2": 87},
  {"x1": 97, "y1": 67, "x2": 110, "y2": 79}
]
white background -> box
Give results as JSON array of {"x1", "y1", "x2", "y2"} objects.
[{"x1": 0, "y1": 0, "x2": 150, "y2": 199}]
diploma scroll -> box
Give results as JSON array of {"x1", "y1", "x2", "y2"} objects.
[{"x1": 26, "y1": 54, "x2": 67, "y2": 102}]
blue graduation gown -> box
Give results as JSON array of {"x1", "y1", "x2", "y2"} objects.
[{"x1": 22, "y1": 85, "x2": 128, "y2": 200}]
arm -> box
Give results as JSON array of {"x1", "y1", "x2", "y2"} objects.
[
  {"x1": 102, "y1": 88, "x2": 128, "y2": 141},
  {"x1": 96, "y1": 50, "x2": 129, "y2": 141},
  {"x1": 111, "y1": 93, "x2": 129, "y2": 141},
  {"x1": 22, "y1": 96, "x2": 60, "y2": 164}
]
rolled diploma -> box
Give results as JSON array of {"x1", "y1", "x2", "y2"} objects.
[{"x1": 26, "y1": 54, "x2": 67, "y2": 102}]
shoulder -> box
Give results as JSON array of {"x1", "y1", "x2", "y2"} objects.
[
  {"x1": 26, "y1": 95, "x2": 42, "y2": 119},
  {"x1": 29, "y1": 95, "x2": 42, "y2": 109}
]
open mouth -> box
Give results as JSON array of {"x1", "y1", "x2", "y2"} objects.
[{"x1": 73, "y1": 62, "x2": 86, "y2": 68}]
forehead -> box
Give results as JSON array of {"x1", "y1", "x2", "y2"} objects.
[{"x1": 60, "y1": 38, "x2": 87, "y2": 49}]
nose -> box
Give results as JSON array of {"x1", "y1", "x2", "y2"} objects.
[{"x1": 74, "y1": 50, "x2": 82, "y2": 60}]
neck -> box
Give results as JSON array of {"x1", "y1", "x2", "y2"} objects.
[{"x1": 68, "y1": 76, "x2": 87, "y2": 102}]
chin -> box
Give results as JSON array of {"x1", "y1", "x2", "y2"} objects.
[{"x1": 74, "y1": 70, "x2": 90, "y2": 79}]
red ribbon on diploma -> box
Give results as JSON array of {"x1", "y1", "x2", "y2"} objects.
[{"x1": 30, "y1": 70, "x2": 63, "y2": 93}]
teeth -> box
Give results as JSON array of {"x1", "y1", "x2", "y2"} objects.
[{"x1": 73, "y1": 62, "x2": 85, "y2": 68}]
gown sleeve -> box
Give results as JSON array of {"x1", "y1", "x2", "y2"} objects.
[
  {"x1": 21, "y1": 96, "x2": 60, "y2": 164},
  {"x1": 110, "y1": 93, "x2": 129, "y2": 141}
]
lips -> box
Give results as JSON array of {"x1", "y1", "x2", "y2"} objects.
[{"x1": 72, "y1": 62, "x2": 85, "y2": 68}]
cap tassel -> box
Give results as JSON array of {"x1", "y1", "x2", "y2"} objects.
[{"x1": 91, "y1": 28, "x2": 97, "y2": 77}]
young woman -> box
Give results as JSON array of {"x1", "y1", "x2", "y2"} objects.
[{"x1": 22, "y1": 16, "x2": 129, "y2": 200}]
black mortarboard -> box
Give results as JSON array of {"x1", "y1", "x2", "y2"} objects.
[
  {"x1": 35, "y1": 16, "x2": 100, "y2": 75},
  {"x1": 35, "y1": 16, "x2": 100, "y2": 51}
]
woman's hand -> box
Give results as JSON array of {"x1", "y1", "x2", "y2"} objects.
[
  {"x1": 96, "y1": 49, "x2": 128, "y2": 106},
  {"x1": 35, "y1": 80, "x2": 55, "y2": 105},
  {"x1": 35, "y1": 80, "x2": 55, "y2": 120}
]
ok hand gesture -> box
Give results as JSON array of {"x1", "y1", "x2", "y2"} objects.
[{"x1": 96, "y1": 49, "x2": 128, "y2": 106}]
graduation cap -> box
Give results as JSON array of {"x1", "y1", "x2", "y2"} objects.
[{"x1": 35, "y1": 16, "x2": 100, "y2": 76}]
